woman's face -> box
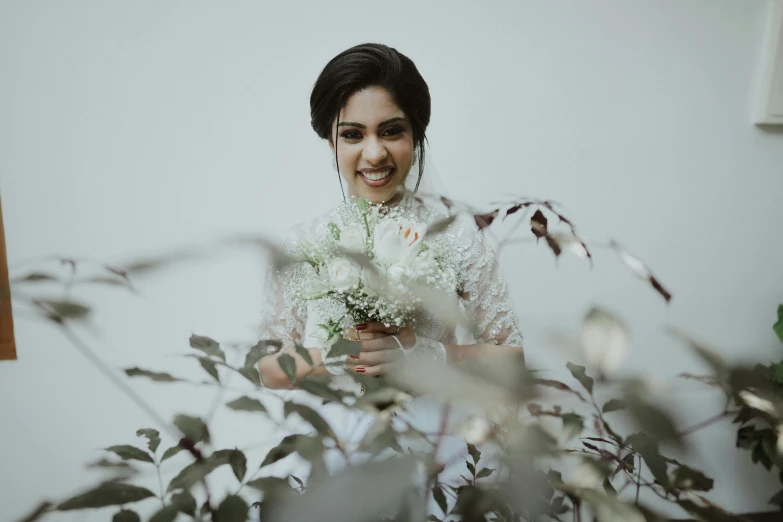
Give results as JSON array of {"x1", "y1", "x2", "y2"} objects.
[{"x1": 329, "y1": 86, "x2": 415, "y2": 205}]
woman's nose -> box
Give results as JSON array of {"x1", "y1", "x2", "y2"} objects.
[{"x1": 362, "y1": 137, "x2": 388, "y2": 163}]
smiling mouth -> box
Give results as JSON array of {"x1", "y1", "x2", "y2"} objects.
[{"x1": 360, "y1": 168, "x2": 394, "y2": 181}]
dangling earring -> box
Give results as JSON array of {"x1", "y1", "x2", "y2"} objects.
[{"x1": 412, "y1": 150, "x2": 418, "y2": 165}]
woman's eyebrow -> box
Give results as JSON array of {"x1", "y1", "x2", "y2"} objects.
[{"x1": 337, "y1": 117, "x2": 408, "y2": 129}]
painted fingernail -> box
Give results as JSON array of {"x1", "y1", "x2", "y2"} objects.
[
  {"x1": 355, "y1": 367, "x2": 366, "y2": 373},
  {"x1": 356, "y1": 324, "x2": 367, "y2": 330},
  {"x1": 349, "y1": 355, "x2": 359, "y2": 359}
]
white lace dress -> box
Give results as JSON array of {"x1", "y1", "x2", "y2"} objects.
[{"x1": 257, "y1": 191, "x2": 524, "y2": 475}]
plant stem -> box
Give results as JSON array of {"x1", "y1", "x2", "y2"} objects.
[
  {"x1": 155, "y1": 458, "x2": 165, "y2": 508},
  {"x1": 427, "y1": 402, "x2": 453, "y2": 509},
  {"x1": 57, "y1": 324, "x2": 178, "y2": 440},
  {"x1": 677, "y1": 410, "x2": 735, "y2": 437},
  {"x1": 635, "y1": 454, "x2": 641, "y2": 505}
]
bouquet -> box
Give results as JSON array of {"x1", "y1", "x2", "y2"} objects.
[{"x1": 294, "y1": 196, "x2": 458, "y2": 355}]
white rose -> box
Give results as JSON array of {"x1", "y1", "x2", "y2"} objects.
[
  {"x1": 360, "y1": 264, "x2": 383, "y2": 296},
  {"x1": 338, "y1": 223, "x2": 367, "y2": 253},
  {"x1": 409, "y1": 249, "x2": 438, "y2": 278},
  {"x1": 387, "y1": 263, "x2": 411, "y2": 284},
  {"x1": 373, "y1": 218, "x2": 425, "y2": 266},
  {"x1": 326, "y1": 257, "x2": 361, "y2": 293},
  {"x1": 301, "y1": 275, "x2": 330, "y2": 300}
]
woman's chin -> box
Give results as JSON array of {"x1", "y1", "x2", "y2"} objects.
[{"x1": 356, "y1": 185, "x2": 398, "y2": 204}]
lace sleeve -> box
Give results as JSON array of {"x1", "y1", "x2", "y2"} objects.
[
  {"x1": 258, "y1": 230, "x2": 307, "y2": 353},
  {"x1": 456, "y1": 216, "x2": 524, "y2": 348}
]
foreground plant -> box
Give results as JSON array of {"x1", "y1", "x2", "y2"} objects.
[{"x1": 13, "y1": 196, "x2": 772, "y2": 522}]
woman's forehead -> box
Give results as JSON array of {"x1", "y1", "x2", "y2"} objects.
[{"x1": 338, "y1": 87, "x2": 406, "y2": 124}]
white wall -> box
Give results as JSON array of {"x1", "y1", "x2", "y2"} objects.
[{"x1": 2, "y1": 0, "x2": 782, "y2": 520}]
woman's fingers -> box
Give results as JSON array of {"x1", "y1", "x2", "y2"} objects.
[
  {"x1": 344, "y1": 324, "x2": 415, "y2": 348},
  {"x1": 344, "y1": 327, "x2": 388, "y2": 341},
  {"x1": 356, "y1": 363, "x2": 393, "y2": 376},
  {"x1": 357, "y1": 336, "x2": 396, "y2": 352},
  {"x1": 356, "y1": 321, "x2": 402, "y2": 334},
  {"x1": 349, "y1": 347, "x2": 403, "y2": 365}
]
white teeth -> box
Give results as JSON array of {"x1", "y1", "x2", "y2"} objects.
[{"x1": 361, "y1": 168, "x2": 392, "y2": 181}]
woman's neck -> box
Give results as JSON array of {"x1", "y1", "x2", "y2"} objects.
[{"x1": 347, "y1": 190, "x2": 407, "y2": 209}]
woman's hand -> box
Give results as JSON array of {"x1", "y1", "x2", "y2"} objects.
[{"x1": 343, "y1": 321, "x2": 415, "y2": 376}]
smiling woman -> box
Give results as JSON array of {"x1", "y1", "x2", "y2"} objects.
[{"x1": 256, "y1": 43, "x2": 524, "y2": 389}]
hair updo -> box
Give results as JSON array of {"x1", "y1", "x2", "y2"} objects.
[{"x1": 310, "y1": 43, "x2": 431, "y2": 192}]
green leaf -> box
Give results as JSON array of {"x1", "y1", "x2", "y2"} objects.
[
  {"x1": 602, "y1": 477, "x2": 617, "y2": 495},
  {"x1": 627, "y1": 397, "x2": 682, "y2": 446},
  {"x1": 602, "y1": 399, "x2": 627, "y2": 413},
  {"x1": 172, "y1": 489, "x2": 197, "y2": 516},
  {"x1": 216, "y1": 495, "x2": 248, "y2": 522},
  {"x1": 259, "y1": 435, "x2": 301, "y2": 468},
  {"x1": 452, "y1": 485, "x2": 481, "y2": 515},
  {"x1": 124, "y1": 367, "x2": 183, "y2": 383},
  {"x1": 226, "y1": 396, "x2": 267, "y2": 414},
  {"x1": 626, "y1": 433, "x2": 669, "y2": 487},
  {"x1": 56, "y1": 482, "x2": 156, "y2": 510},
  {"x1": 245, "y1": 339, "x2": 281, "y2": 368},
  {"x1": 277, "y1": 353, "x2": 297, "y2": 383},
  {"x1": 616, "y1": 452, "x2": 635, "y2": 477},
  {"x1": 476, "y1": 467, "x2": 495, "y2": 479},
  {"x1": 37, "y1": 299, "x2": 91, "y2": 321},
  {"x1": 149, "y1": 505, "x2": 178, "y2": 522},
  {"x1": 229, "y1": 449, "x2": 247, "y2": 482},
  {"x1": 161, "y1": 443, "x2": 185, "y2": 462},
  {"x1": 112, "y1": 509, "x2": 141, "y2": 522},
  {"x1": 197, "y1": 357, "x2": 220, "y2": 383},
  {"x1": 466, "y1": 460, "x2": 476, "y2": 476},
  {"x1": 246, "y1": 476, "x2": 291, "y2": 492},
  {"x1": 677, "y1": 500, "x2": 739, "y2": 522},
  {"x1": 671, "y1": 465, "x2": 714, "y2": 492},
  {"x1": 566, "y1": 362, "x2": 594, "y2": 394},
  {"x1": 291, "y1": 475, "x2": 304, "y2": 488},
  {"x1": 135, "y1": 429, "x2": 161, "y2": 453},
  {"x1": 173, "y1": 414, "x2": 210, "y2": 444},
  {"x1": 17, "y1": 502, "x2": 53, "y2": 522},
  {"x1": 425, "y1": 215, "x2": 458, "y2": 238},
  {"x1": 561, "y1": 413, "x2": 584, "y2": 440},
  {"x1": 167, "y1": 451, "x2": 231, "y2": 492},
  {"x1": 772, "y1": 363, "x2": 783, "y2": 385},
  {"x1": 669, "y1": 327, "x2": 726, "y2": 378},
  {"x1": 295, "y1": 343, "x2": 314, "y2": 367},
  {"x1": 290, "y1": 403, "x2": 337, "y2": 440},
  {"x1": 85, "y1": 458, "x2": 135, "y2": 470},
  {"x1": 467, "y1": 442, "x2": 481, "y2": 464},
  {"x1": 104, "y1": 445, "x2": 154, "y2": 463},
  {"x1": 189, "y1": 334, "x2": 225, "y2": 361},
  {"x1": 14, "y1": 272, "x2": 58, "y2": 283},
  {"x1": 433, "y1": 483, "x2": 448, "y2": 514},
  {"x1": 769, "y1": 488, "x2": 783, "y2": 508},
  {"x1": 297, "y1": 379, "x2": 344, "y2": 403},
  {"x1": 775, "y1": 305, "x2": 783, "y2": 343},
  {"x1": 238, "y1": 366, "x2": 262, "y2": 386},
  {"x1": 326, "y1": 338, "x2": 361, "y2": 358},
  {"x1": 328, "y1": 222, "x2": 341, "y2": 240}
]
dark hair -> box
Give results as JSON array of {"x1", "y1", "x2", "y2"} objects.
[{"x1": 310, "y1": 43, "x2": 431, "y2": 193}]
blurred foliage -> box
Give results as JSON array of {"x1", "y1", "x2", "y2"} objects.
[{"x1": 8, "y1": 198, "x2": 782, "y2": 522}]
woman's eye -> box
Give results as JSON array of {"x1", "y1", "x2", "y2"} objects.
[
  {"x1": 340, "y1": 131, "x2": 362, "y2": 140},
  {"x1": 384, "y1": 126, "x2": 403, "y2": 136}
]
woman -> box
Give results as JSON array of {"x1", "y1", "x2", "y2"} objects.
[{"x1": 256, "y1": 42, "x2": 524, "y2": 389}]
